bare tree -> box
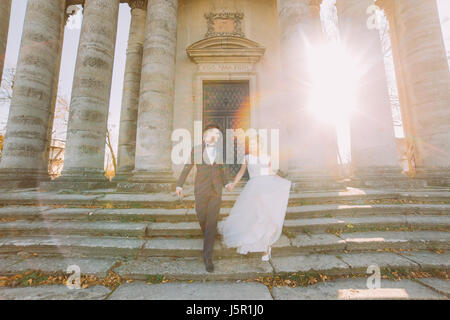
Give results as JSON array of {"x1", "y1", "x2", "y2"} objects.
[
  {"x1": 0, "y1": 134, "x2": 4, "y2": 160},
  {"x1": 48, "y1": 139, "x2": 65, "y2": 179},
  {"x1": 0, "y1": 67, "x2": 15, "y2": 104},
  {"x1": 105, "y1": 127, "x2": 117, "y2": 180}
]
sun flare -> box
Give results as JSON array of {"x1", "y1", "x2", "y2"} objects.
[{"x1": 307, "y1": 43, "x2": 359, "y2": 126}]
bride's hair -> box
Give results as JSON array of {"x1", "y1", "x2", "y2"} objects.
[{"x1": 244, "y1": 134, "x2": 263, "y2": 155}]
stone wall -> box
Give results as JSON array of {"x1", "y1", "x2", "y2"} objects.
[{"x1": 172, "y1": 0, "x2": 282, "y2": 177}]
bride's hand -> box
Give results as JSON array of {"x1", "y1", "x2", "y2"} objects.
[{"x1": 226, "y1": 183, "x2": 235, "y2": 192}]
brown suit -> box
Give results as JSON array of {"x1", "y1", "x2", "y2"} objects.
[{"x1": 176, "y1": 143, "x2": 232, "y2": 261}]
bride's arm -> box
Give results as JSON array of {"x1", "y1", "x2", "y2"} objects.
[
  {"x1": 232, "y1": 159, "x2": 247, "y2": 185},
  {"x1": 267, "y1": 156, "x2": 276, "y2": 175}
]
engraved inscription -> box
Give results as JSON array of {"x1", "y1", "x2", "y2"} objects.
[{"x1": 198, "y1": 63, "x2": 254, "y2": 73}]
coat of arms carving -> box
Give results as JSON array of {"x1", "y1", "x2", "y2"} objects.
[{"x1": 204, "y1": 12, "x2": 245, "y2": 38}]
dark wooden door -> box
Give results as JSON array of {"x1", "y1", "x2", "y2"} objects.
[{"x1": 203, "y1": 81, "x2": 250, "y2": 178}]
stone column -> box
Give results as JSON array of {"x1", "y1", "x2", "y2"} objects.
[
  {"x1": 119, "y1": 0, "x2": 178, "y2": 192},
  {"x1": 115, "y1": 0, "x2": 147, "y2": 181},
  {"x1": 278, "y1": 0, "x2": 340, "y2": 190},
  {"x1": 309, "y1": 0, "x2": 324, "y2": 43},
  {"x1": 0, "y1": 0, "x2": 11, "y2": 82},
  {"x1": 375, "y1": 0, "x2": 413, "y2": 166},
  {"x1": 56, "y1": 0, "x2": 120, "y2": 189},
  {"x1": 337, "y1": 0, "x2": 401, "y2": 186},
  {"x1": 378, "y1": 0, "x2": 450, "y2": 186},
  {"x1": 0, "y1": 0, "x2": 65, "y2": 189}
]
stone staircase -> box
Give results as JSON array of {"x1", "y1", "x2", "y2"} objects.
[{"x1": 0, "y1": 187, "x2": 449, "y2": 285}]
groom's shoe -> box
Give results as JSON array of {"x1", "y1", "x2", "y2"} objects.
[{"x1": 204, "y1": 257, "x2": 214, "y2": 273}]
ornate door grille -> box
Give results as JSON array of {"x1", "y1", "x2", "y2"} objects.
[{"x1": 203, "y1": 81, "x2": 250, "y2": 178}]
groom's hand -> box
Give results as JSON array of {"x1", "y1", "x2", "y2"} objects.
[{"x1": 176, "y1": 187, "x2": 183, "y2": 198}]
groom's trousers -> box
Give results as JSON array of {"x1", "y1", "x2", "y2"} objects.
[{"x1": 195, "y1": 189, "x2": 222, "y2": 261}]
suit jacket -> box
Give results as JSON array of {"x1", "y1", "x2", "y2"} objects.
[{"x1": 176, "y1": 143, "x2": 232, "y2": 196}]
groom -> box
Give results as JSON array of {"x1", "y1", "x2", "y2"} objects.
[{"x1": 175, "y1": 124, "x2": 233, "y2": 272}]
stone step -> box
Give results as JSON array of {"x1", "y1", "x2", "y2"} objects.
[
  {"x1": 145, "y1": 215, "x2": 450, "y2": 237},
  {"x1": 114, "y1": 256, "x2": 273, "y2": 281},
  {"x1": 333, "y1": 231, "x2": 450, "y2": 251},
  {"x1": 2, "y1": 204, "x2": 448, "y2": 223},
  {"x1": 0, "y1": 231, "x2": 448, "y2": 259},
  {"x1": 286, "y1": 231, "x2": 450, "y2": 255},
  {"x1": 1, "y1": 188, "x2": 449, "y2": 207},
  {"x1": 0, "y1": 285, "x2": 111, "y2": 300},
  {"x1": 140, "y1": 231, "x2": 450, "y2": 258},
  {"x1": 87, "y1": 189, "x2": 450, "y2": 206},
  {"x1": 285, "y1": 203, "x2": 450, "y2": 219},
  {"x1": 0, "y1": 255, "x2": 117, "y2": 277},
  {"x1": 0, "y1": 277, "x2": 446, "y2": 300},
  {"x1": 1, "y1": 214, "x2": 448, "y2": 240},
  {"x1": 271, "y1": 278, "x2": 448, "y2": 300},
  {"x1": 107, "y1": 281, "x2": 273, "y2": 300},
  {"x1": 113, "y1": 250, "x2": 450, "y2": 282},
  {"x1": 0, "y1": 220, "x2": 148, "y2": 237},
  {"x1": 94, "y1": 204, "x2": 450, "y2": 222},
  {"x1": 284, "y1": 215, "x2": 450, "y2": 233},
  {"x1": 0, "y1": 250, "x2": 447, "y2": 284},
  {"x1": 0, "y1": 236, "x2": 144, "y2": 258}
]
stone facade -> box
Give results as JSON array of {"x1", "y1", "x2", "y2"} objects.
[{"x1": 1, "y1": 0, "x2": 449, "y2": 190}]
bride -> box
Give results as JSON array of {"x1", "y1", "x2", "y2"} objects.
[{"x1": 219, "y1": 135, "x2": 291, "y2": 261}]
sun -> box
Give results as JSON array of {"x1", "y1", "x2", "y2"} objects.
[{"x1": 307, "y1": 42, "x2": 359, "y2": 126}]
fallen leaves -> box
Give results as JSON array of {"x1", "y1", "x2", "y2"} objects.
[
  {"x1": 0, "y1": 270, "x2": 125, "y2": 290},
  {"x1": 247, "y1": 267, "x2": 450, "y2": 289}
]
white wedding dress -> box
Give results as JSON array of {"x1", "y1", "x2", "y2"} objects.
[{"x1": 218, "y1": 154, "x2": 292, "y2": 254}]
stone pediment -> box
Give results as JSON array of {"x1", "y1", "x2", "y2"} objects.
[{"x1": 186, "y1": 36, "x2": 266, "y2": 63}]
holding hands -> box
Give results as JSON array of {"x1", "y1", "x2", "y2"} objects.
[
  {"x1": 176, "y1": 187, "x2": 183, "y2": 199},
  {"x1": 225, "y1": 183, "x2": 235, "y2": 192}
]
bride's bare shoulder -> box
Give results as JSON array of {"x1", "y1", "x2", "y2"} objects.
[{"x1": 259, "y1": 153, "x2": 271, "y2": 163}]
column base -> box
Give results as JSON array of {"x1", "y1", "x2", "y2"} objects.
[
  {"x1": 414, "y1": 168, "x2": 450, "y2": 187},
  {"x1": 39, "y1": 169, "x2": 116, "y2": 192},
  {"x1": 112, "y1": 169, "x2": 133, "y2": 182},
  {"x1": 116, "y1": 170, "x2": 176, "y2": 193},
  {"x1": 0, "y1": 169, "x2": 50, "y2": 190},
  {"x1": 287, "y1": 169, "x2": 346, "y2": 192},
  {"x1": 349, "y1": 167, "x2": 428, "y2": 189}
]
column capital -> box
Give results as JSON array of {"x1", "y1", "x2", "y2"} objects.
[
  {"x1": 65, "y1": 4, "x2": 81, "y2": 24},
  {"x1": 309, "y1": 0, "x2": 322, "y2": 10},
  {"x1": 278, "y1": 0, "x2": 310, "y2": 15},
  {"x1": 129, "y1": 0, "x2": 148, "y2": 11},
  {"x1": 309, "y1": 0, "x2": 322, "y2": 18},
  {"x1": 375, "y1": 0, "x2": 393, "y2": 20}
]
